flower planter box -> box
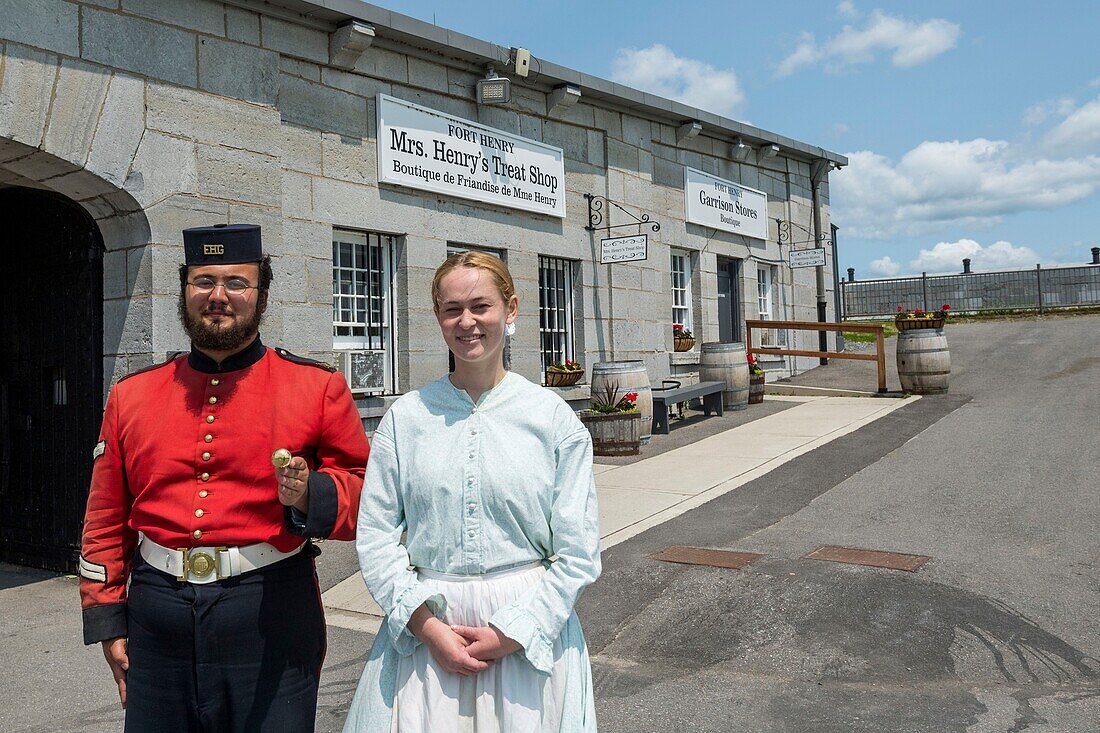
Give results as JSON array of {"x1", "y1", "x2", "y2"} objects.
[
  {"x1": 673, "y1": 336, "x2": 696, "y2": 352},
  {"x1": 896, "y1": 317, "x2": 945, "y2": 331},
  {"x1": 578, "y1": 410, "x2": 640, "y2": 456},
  {"x1": 545, "y1": 369, "x2": 583, "y2": 388},
  {"x1": 748, "y1": 372, "x2": 765, "y2": 404}
]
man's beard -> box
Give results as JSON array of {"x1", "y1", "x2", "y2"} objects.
[{"x1": 178, "y1": 298, "x2": 264, "y2": 351}]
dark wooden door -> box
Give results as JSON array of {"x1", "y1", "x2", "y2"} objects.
[
  {"x1": 0, "y1": 187, "x2": 103, "y2": 572},
  {"x1": 717, "y1": 257, "x2": 742, "y2": 343}
]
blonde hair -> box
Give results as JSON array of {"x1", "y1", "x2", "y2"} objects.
[{"x1": 431, "y1": 251, "x2": 516, "y2": 312}]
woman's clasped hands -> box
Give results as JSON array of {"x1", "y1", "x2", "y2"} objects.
[{"x1": 409, "y1": 605, "x2": 521, "y2": 676}]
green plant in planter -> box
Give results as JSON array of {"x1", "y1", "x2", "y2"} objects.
[
  {"x1": 547, "y1": 359, "x2": 583, "y2": 372},
  {"x1": 747, "y1": 353, "x2": 764, "y2": 376},
  {"x1": 587, "y1": 381, "x2": 639, "y2": 414}
]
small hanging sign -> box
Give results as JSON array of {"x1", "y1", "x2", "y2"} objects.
[
  {"x1": 600, "y1": 234, "x2": 648, "y2": 264},
  {"x1": 789, "y1": 248, "x2": 826, "y2": 268}
]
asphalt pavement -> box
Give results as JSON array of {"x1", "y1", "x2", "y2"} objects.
[{"x1": 2, "y1": 314, "x2": 1097, "y2": 732}]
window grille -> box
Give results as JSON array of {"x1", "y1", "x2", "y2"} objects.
[
  {"x1": 538, "y1": 256, "x2": 576, "y2": 373},
  {"x1": 758, "y1": 265, "x2": 777, "y2": 346},
  {"x1": 332, "y1": 230, "x2": 395, "y2": 393}
]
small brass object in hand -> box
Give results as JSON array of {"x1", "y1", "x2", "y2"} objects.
[{"x1": 271, "y1": 448, "x2": 292, "y2": 468}]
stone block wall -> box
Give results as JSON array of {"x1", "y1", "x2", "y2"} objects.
[{"x1": 0, "y1": 0, "x2": 837, "y2": 404}]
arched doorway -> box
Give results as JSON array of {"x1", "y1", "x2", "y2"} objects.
[{"x1": 0, "y1": 186, "x2": 104, "y2": 572}]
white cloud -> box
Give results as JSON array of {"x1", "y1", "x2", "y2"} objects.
[
  {"x1": 1043, "y1": 96, "x2": 1100, "y2": 156},
  {"x1": 611, "y1": 44, "x2": 745, "y2": 117},
  {"x1": 869, "y1": 256, "x2": 900, "y2": 276},
  {"x1": 832, "y1": 137, "x2": 1100, "y2": 239},
  {"x1": 777, "y1": 9, "x2": 960, "y2": 77},
  {"x1": 832, "y1": 122, "x2": 850, "y2": 136},
  {"x1": 837, "y1": 1, "x2": 860, "y2": 19},
  {"x1": 1023, "y1": 97, "x2": 1075, "y2": 127},
  {"x1": 1090, "y1": 77, "x2": 1100, "y2": 88},
  {"x1": 908, "y1": 239, "x2": 1040, "y2": 274}
]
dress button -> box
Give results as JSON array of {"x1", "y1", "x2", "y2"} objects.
[
  {"x1": 468, "y1": 453, "x2": 474, "y2": 459},
  {"x1": 208, "y1": 396, "x2": 217, "y2": 405},
  {"x1": 204, "y1": 434, "x2": 213, "y2": 443},
  {"x1": 200, "y1": 472, "x2": 210, "y2": 481},
  {"x1": 467, "y1": 529, "x2": 475, "y2": 537},
  {"x1": 471, "y1": 429, "x2": 477, "y2": 435},
  {"x1": 206, "y1": 415, "x2": 215, "y2": 424},
  {"x1": 198, "y1": 490, "x2": 209, "y2": 498},
  {"x1": 202, "y1": 452, "x2": 211, "y2": 461},
  {"x1": 195, "y1": 509, "x2": 204, "y2": 518},
  {"x1": 193, "y1": 530, "x2": 202, "y2": 540},
  {"x1": 211, "y1": 378, "x2": 220, "y2": 386}
]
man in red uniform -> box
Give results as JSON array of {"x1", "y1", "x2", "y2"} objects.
[{"x1": 79, "y1": 224, "x2": 370, "y2": 731}]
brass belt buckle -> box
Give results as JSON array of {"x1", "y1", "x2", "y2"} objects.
[{"x1": 177, "y1": 547, "x2": 228, "y2": 581}]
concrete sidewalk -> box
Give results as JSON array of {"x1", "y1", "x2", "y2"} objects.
[{"x1": 322, "y1": 394, "x2": 917, "y2": 633}]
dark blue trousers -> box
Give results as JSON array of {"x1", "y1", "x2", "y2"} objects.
[{"x1": 124, "y1": 548, "x2": 326, "y2": 733}]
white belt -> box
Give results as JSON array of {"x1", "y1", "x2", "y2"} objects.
[{"x1": 139, "y1": 537, "x2": 306, "y2": 584}]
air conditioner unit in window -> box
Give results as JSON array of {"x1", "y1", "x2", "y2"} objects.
[{"x1": 334, "y1": 350, "x2": 386, "y2": 392}]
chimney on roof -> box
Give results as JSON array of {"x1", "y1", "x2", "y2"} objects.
[{"x1": 962, "y1": 258, "x2": 972, "y2": 274}]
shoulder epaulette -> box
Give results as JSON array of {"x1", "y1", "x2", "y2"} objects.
[
  {"x1": 117, "y1": 352, "x2": 186, "y2": 383},
  {"x1": 272, "y1": 347, "x2": 337, "y2": 373}
]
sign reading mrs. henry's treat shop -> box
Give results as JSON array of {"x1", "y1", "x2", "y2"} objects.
[{"x1": 377, "y1": 94, "x2": 566, "y2": 219}]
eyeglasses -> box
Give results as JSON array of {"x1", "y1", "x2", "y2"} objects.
[{"x1": 187, "y1": 277, "x2": 258, "y2": 295}]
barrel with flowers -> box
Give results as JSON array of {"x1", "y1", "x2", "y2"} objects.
[{"x1": 895, "y1": 304, "x2": 951, "y2": 394}]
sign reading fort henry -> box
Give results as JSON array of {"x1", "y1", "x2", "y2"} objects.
[
  {"x1": 684, "y1": 167, "x2": 768, "y2": 240},
  {"x1": 377, "y1": 94, "x2": 566, "y2": 219}
]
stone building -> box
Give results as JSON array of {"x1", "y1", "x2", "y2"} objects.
[{"x1": 0, "y1": 0, "x2": 844, "y2": 570}]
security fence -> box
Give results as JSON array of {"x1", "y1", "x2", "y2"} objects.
[{"x1": 840, "y1": 264, "x2": 1100, "y2": 318}]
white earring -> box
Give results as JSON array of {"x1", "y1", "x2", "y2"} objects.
[{"x1": 505, "y1": 322, "x2": 516, "y2": 337}]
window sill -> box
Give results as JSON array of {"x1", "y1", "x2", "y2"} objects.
[
  {"x1": 669, "y1": 351, "x2": 699, "y2": 366},
  {"x1": 543, "y1": 383, "x2": 590, "y2": 401}
]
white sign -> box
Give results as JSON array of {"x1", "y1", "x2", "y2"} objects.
[
  {"x1": 789, "y1": 248, "x2": 827, "y2": 268},
  {"x1": 600, "y1": 234, "x2": 648, "y2": 264},
  {"x1": 684, "y1": 167, "x2": 768, "y2": 240},
  {"x1": 377, "y1": 94, "x2": 565, "y2": 218}
]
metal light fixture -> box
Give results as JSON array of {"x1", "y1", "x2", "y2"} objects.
[
  {"x1": 677, "y1": 120, "x2": 702, "y2": 144},
  {"x1": 730, "y1": 136, "x2": 751, "y2": 162},
  {"x1": 759, "y1": 143, "x2": 780, "y2": 159},
  {"x1": 548, "y1": 84, "x2": 581, "y2": 113},
  {"x1": 476, "y1": 66, "x2": 511, "y2": 105}
]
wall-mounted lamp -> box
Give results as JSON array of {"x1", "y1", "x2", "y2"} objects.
[
  {"x1": 548, "y1": 84, "x2": 581, "y2": 114},
  {"x1": 677, "y1": 120, "x2": 702, "y2": 144},
  {"x1": 476, "y1": 66, "x2": 511, "y2": 105},
  {"x1": 759, "y1": 143, "x2": 780, "y2": 159},
  {"x1": 329, "y1": 21, "x2": 375, "y2": 69},
  {"x1": 730, "y1": 137, "x2": 751, "y2": 162}
]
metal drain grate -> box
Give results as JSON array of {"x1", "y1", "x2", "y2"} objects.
[
  {"x1": 650, "y1": 546, "x2": 764, "y2": 570},
  {"x1": 802, "y1": 545, "x2": 931, "y2": 572}
]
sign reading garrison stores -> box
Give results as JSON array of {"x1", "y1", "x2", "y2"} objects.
[
  {"x1": 684, "y1": 167, "x2": 768, "y2": 241},
  {"x1": 377, "y1": 94, "x2": 566, "y2": 218}
]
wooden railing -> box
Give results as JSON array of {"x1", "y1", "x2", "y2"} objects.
[{"x1": 744, "y1": 319, "x2": 887, "y2": 393}]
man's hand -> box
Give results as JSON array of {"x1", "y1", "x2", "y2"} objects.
[
  {"x1": 276, "y1": 456, "x2": 310, "y2": 512},
  {"x1": 451, "y1": 624, "x2": 522, "y2": 662},
  {"x1": 101, "y1": 637, "x2": 129, "y2": 708}
]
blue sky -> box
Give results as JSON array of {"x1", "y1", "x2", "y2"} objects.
[{"x1": 387, "y1": 0, "x2": 1100, "y2": 278}]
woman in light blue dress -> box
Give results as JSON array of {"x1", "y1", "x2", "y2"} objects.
[{"x1": 343, "y1": 252, "x2": 601, "y2": 732}]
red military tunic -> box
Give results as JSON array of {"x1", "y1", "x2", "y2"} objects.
[{"x1": 79, "y1": 337, "x2": 370, "y2": 643}]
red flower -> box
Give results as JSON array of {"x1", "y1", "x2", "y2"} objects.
[
  {"x1": 673, "y1": 323, "x2": 684, "y2": 331},
  {"x1": 747, "y1": 353, "x2": 757, "y2": 365},
  {"x1": 915, "y1": 308, "x2": 924, "y2": 315},
  {"x1": 897, "y1": 306, "x2": 904, "y2": 312},
  {"x1": 624, "y1": 392, "x2": 638, "y2": 402},
  {"x1": 942, "y1": 304, "x2": 950, "y2": 311}
]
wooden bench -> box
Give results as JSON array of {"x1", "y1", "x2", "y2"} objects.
[{"x1": 651, "y1": 380, "x2": 725, "y2": 435}]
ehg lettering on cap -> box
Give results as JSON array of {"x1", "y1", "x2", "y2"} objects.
[
  {"x1": 182, "y1": 224, "x2": 263, "y2": 265},
  {"x1": 203, "y1": 244, "x2": 225, "y2": 255}
]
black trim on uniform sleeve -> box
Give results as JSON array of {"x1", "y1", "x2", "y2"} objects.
[
  {"x1": 283, "y1": 471, "x2": 339, "y2": 538},
  {"x1": 83, "y1": 603, "x2": 128, "y2": 645}
]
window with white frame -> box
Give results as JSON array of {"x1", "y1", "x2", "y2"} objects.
[
  {"x1": 670, "y1": 249, "x2": 693, "y2": 333},
  {"x1": 332, "y1": 229, "x2": 395, "y2": 394},
  {"x1": 757, "y1": 264, "x2": 777, "y2": 346},
  {"x1": 538, "y1": 256, "x2": 576, "y2": 374}
]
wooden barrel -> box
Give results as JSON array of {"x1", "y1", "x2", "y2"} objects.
[
  {"x1": 700, "y1": 342, "x2": 750, "y2": 410},
  {"x1": 896, "y1": 329, "x2": 950, "y2": 394},
  {"x1": 591, "y1": 361, "x2": 653, "y2": 443},
  {"x1": 580, "y1": 412, "x2": 640, "y2": 457},
  {"x1": 748, "y1": 373, "x2": 765, "y2": 404}
]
